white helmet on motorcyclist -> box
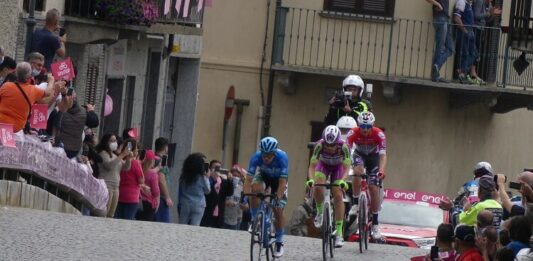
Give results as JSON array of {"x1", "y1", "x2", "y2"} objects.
[
  {"x1": 342, "y1": 74, "x2": 365, "y2": 98},
  {"x1": 473, "y1": 161, "x2": 493, "y2": 177}
]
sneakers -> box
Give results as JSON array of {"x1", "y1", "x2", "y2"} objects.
[
  {"x1": 473, "y1": 76, "x2": 486, "y2": 85},
  {"x1": 335, "y1": 235, "x2": 345, "y2": 248},
  {"x1": 273, "y1": 242, "x2": 284, "y2": 257},
  {"x1": 348, "y1": 204, "x2": 358, "y2": 216},
  {"x1": 314, "y1": 213, "x2": 323, "y2": 228},
  {"x1": 248, "y1": 222, "x2": 253, "y2": 233},
  {"x1": 431, "y1": 64, "x2": 440, "y2": 82},
  {"x1": 371, "y1": 224, "x2": 383, "y2": 240}
]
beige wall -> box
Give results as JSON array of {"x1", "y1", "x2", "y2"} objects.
[{"x1": 194, "y1": 0, "x2": 528, "y2": 216}]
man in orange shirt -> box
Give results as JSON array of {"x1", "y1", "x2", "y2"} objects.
[{"x1": 0, "y1": 62, "x2": 65, "y2": 133}]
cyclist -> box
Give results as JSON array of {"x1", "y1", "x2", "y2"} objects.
[
  {"x1": 336, "y1": 116, "x2": 358, "y2": 144},
  {"x1": 245, "y1": 136, "x2": 289, "y2": 258},
  {"x1": 324, "y1": 74, "x2": 372, "y2": 126},
  {"x1": 347, "y1": 111, "x2": 387, "y2": 241},
  {"x1": 306, "y1": 125, "x2": 351, "y2": 248}
]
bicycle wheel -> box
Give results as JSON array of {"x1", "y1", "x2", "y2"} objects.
[
  {"x1": 322, "y1": 204, "x2": 330, "y2": 261},
  {"x1": 329, "y1": 205, "x2": 334, "y2": 258},
  {"x1": 251, "y1": 213, "x2": 264, "y2": 261},
  {"x1": 358, "y1": 194, "x2": 367, "y2": 253}
]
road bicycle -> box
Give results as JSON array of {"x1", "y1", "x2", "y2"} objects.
[
  {"x1": 314, "y1": 182, "x2": 341, "y2": 261},
  {"x1": 245, "y1": 193, "x2": 278, "y2": 261},
  {"x1": 355, "y1": 174, "x2": 384, "y2": 253}
]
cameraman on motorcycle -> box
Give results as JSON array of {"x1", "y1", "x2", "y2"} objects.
[{"x1": 324, "y1": 75, "x2": 372, "y2": 126}]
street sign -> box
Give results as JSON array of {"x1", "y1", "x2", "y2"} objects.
[{"x1": 224, "y1": 86, "x2": 235, "y2": 121}]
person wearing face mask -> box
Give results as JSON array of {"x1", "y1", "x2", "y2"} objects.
[
  {"x1": 0, "y1": 56, "x2": 16, "y2": 87},
  {"x1": 31, "y1": 8, "x2": 66, "y2": 70},
  {"x1": 96, "y1": 133, "x2": 132, "y2": 218},
  {"x1": 26, "y1": 52, "x2": 45, "y2": 80}
]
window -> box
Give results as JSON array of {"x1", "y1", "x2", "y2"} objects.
[
  {"x1": 323, "y1": 0, "x2": 396, "y2": 17},
  {"x1": 23, "y1": 0, "x2": 46, "y2": 12}
]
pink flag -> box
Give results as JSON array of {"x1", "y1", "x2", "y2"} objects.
[
  {"x1": 175, "y1": 0, "x2": 183, "y2": 15},
  {"x1": 0, "y1": 123, "x2": 16, "y2": 148},
  {"x1": 164, "y1": 0, "x2": 171, "y2": 15},
  {"x1": 29, "y1": 104, "x2": 48, "y2": 130},
  {"x1": 198, "y1": 0, "x2": 204, "y2": 12},
  {"x1": 51, "y1": 57, "x2": 76, "y2": 81},
  {"x1": 205, "y1": 0, "x2": 213, "y2": 8},
  {"x1": 183, "y1": 0, "x2": 190, "y2": 17}
]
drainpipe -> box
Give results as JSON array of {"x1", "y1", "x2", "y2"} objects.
[
  {"x1": 262, "y1": 0, "x2": 282, "y2": 137},
  {"x1": 257, "y1": 106, "x2": 264, "y2": 150},
  {"x1": 24, "y1": 0, "x2": 36, "y2": 58},
  {"x1": 232, "y1": 99, "x2": 250, "y2": 165}
]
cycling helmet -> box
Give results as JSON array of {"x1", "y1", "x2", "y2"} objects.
[
  {"x1": 260, "y1": 137, "x2": 278, "y2": 153},
  {"x1": 322, "y1": 125, "x2": 341, "y2": 145},
  {"x1": 473, "y1": 161, "x2": 493, "y2": 177},
  {"x1": 357, "y1": 111, "x2": 375, "y2": 126},
  {"x1": 342, "y1": 75, "x2": 365, "y2": 98},
  {"x1": 336, "y1": 116, "x2": 358, "y2": 129}
]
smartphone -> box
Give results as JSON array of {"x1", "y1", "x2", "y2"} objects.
[
  {"x1": 59, "y1": 28, "x2": 66, "y2": 37},
  {"x1": 510, "y1": 181, "x2": 522, "y2": 190},
  {"x1": 219, "y1": 168, "x2": 229, "y2": 175},
  {"x1": 67, "y1": 87, "x2": 74, "y2": 96},
  {"x1": 126, "y1": 142, "x2": 132, "y2": 152},
  {"x1": 430, "y1": 245, "x2": 439, "y2": 260},
  {"x1": 161, "y1": 155, "x2": 168, "y2": 167},
  {"x1": 524, "y1": 168, "x2": 533, "y2": 172}
]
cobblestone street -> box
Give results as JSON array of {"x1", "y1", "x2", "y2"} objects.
[{"x1": 0, "y1": 207, "x2": 426, "y2": 260}]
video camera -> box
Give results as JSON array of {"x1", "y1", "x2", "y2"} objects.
[{"x1": 333, "y1": 90, "x2": 355, "y2": 108}]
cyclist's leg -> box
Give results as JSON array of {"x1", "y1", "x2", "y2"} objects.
[
  {"x1": 366, "y1": 155, "x2": 381, "y2": 223},
  {"x1": 331, "y1": 165, "x2": 346, "y2": 238},
  {"x1": 270, "y1": 177, "x2": 287, "y2": 244},
  {"x1": 350, "y1": 153, "x2": 365, "y2": 212},
  {"x1": 313, "y1": 162, "x2": 327, "y2": 215},
  {"x1": 250, "y1": 174, "x2": 266, "y2": 220}
]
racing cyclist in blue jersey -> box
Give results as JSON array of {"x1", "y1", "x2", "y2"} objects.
[{"x1": 245, "y1": 136, "x2": 289, "y2": 258}]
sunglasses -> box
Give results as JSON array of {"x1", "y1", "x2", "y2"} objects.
[
  {"x1": 261, "y1": 153, "x2": 275, "y2": 159},
  {"x1": 360, "y1": 124, "x2": 372, "y2": 129}
]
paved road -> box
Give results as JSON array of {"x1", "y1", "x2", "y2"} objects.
[{"x1": 0, "y1": 207, "x2": 426, "y2": 260}]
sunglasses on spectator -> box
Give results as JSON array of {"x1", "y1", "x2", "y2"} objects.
[{"x1": 360, "y1": 124, "x2": 372, "y2": 129}]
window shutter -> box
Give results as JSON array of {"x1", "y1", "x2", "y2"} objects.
[
  {"x1": 325, "y1": 0, "x2": 357, "y2": 13},
  {"x1": 324, "y1": 0, "x2": 395, "y2": 17}
]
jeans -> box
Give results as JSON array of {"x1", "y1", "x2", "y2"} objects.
[
  {"x1": 223, "y1": 222, "x2": 240, "y2": 230},
  {"x1": 457, "y1": 29, "x2": 478, "y2": 73},
  {"x1": 154, "y1": 197, "x2": 170, "y2": 223},
  {"x1": 432, "y1": 15, "x2": 454, "y2": 69},
  {"x1": 136, "y1": 201, "x2": 155, "y2": 221},
  {"x1": 114, "y1": 202, "x2": 139, "y2": 220},
  {"x1": 179, "y1": 204, "x2": 205, "y2": 226}
]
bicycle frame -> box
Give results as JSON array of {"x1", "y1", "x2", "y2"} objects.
[{"x1": 246, "y1": 193, "x2": 277, "y2": 261}]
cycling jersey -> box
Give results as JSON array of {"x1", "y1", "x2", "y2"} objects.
[
  {"x1": 310, "y1": 139, "x2": 351, "y2": 167},
  {"x1": 347, "y1": 127, "x2": 386, "y2": 156},
  {"x1": 247, "y1": 149, "x2": 289, "y2": 179}
]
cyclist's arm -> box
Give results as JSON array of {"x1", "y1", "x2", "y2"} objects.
[
  {"x1": 245, "y1": 156, "x2": 259, "y2": 194},
  {"x1": 276, "y1": 177, "x2": 287, "y2": 202},
  {"x1": 342, "y1": 143, "x2": 352, "y2": 180},
  {"x1": 379, "y1": 154, "x2": 387, "y2": 174},
  {"x1": 377, "y1": 130, "x2": 387, "y2": 173},
  {"x1": 308, "y1": 143, "x2": 321, "y2": 180}
]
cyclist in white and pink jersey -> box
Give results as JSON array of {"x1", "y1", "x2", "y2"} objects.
[{"x1": 346, "y1": 111, "x2": 387, "y2": 241}]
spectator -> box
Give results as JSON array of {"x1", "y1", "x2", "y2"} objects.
[
  {"x1": 424, "y1": 223, "x2": 456, "y2": 261},
  {"x1": 223, "y1": 165, "x2": 245, "y2": 230},
  {"x1": 96, "y1": 133, "x2": 132, "y2": 217},
  {"x1": 455, "y1": 225, "x2": 484, "y2": 261},
  {"x1": 288, "y1": 195, "x2": 314, "y2": 237},
  {"x1": 0, "y1": 56, "x2": 16, "y2": 86},
  {"x1": 477, "y1": 210, "x2": 494, "y2": 229},
  {"x1": 178, "y1": 153, "x2": 210, "y2": 226},
  {"x1": 0, "y1": 62, "x2": 64, "y2": 133},
  {"x1": 31, "y1": 8, "x2": 66, "y2": 70},
  {"x1": 472, "y1": 0, "x2": 501, "y2": 85},
  {"x1": 324, "y1": 75, "x2": 372, "y2": 126},
  {"x1": 506, "y1": 216, "x2": 532, "y2": 258},
  {"x1": 56, "y1": 91, "x2": 99, "y2": 158},
  {"x1": 477, "y1": 226, "x2": 498, "y2": 261},
  {"x1": 115, "y1": 139, "x2": 147, "y2": 220},
  {"x1": 201, "y1": 160, "x2": 235, "y2": 228},
  {"x1": 497, "y1": 172, "x2": 533, "y2": 218},
  {"x1": 137, "y1": 150, "x2": 160, "y2": 221},
  {"x1": 240, "y1": 196, "x2": 251, "y2": 231},
  {"x1": 82, "y1": 128, "x2": 102, "y2": 178},
  {"x1": 516, "y1": 248, "x2": 533, "y2": 260},
  {"x1": 454, "y1": 0, "x2": 479, "y2": 84},
  {"x1": 153, "y1": 137, "x2": 173, "y2": 223},
  {"x1": 496, "y1": 247, "x2": 514, "y2": 261},
  {"x1": 26, "y1": 52, "x2": 46, "y2": 81},
  {"x1": 427, "y1": 0, "x2": 453, "y2": 82}
]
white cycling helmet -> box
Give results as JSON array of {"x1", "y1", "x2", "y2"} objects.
[
  {"x1": 357, "y1": 111, "x2": 375, "y2": 126},
  {"x1": 342, "y1": 75, "x2": 365, "y2": 97},
  {"x1": 336, "y1": 116, "x2": 358, "y2": 129},
  {"x1": 322, "y1": 125, "x2": 341, "y2": 145},
  {"x1": 473, "y1": 161, "x2": 493, "y2": 177}
]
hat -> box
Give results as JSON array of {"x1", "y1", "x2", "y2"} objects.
[
  {"x1": 144, "y1": 150, "x2": 156, "y2": 161},
  {"x1": 0, "y1": 56, "x2": 16, "y2": 70},
  {"x1": 478, "y1": 176, "x2": 496, "y2": 192},
  {"x1": 454, "y1": 225, "x2": 476, "y2": 242}
]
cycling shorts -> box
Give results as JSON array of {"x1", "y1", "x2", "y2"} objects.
[
  {"x1": 353, "y1": 152, "x2": 380, "y2": 186},
  {"x1": 252, "y1": 173, "x2": 288, "y2": 208},
  {"x1": 315, "y1": 161, "x2": 345, "y2": 183}
]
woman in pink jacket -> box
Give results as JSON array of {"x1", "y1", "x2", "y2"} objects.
[{"x1": 136, "y1": 150, "x2": 160, "y2": 221}]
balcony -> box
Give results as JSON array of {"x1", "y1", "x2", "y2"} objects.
[
  {"x1": 62, "y1": 0, "x2": 204, "y2": 44},
  {"x1": 272, "y1": 6, "x2": 533, "y2": 112}
]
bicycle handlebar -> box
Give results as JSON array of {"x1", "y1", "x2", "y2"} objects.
[
  {"x1": 307, "y1": 142, "x2": 316, "y2": 149},
  {"x1": 314, "y1": 183, "x2": 341, "y2": 188}
]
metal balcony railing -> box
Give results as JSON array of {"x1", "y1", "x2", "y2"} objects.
[
  {"x1": 63, "y1": 0, "x2": 204, "y2": 26},
  {"x1": 273, "y1": 6, "x2": 533, "y2": 90}
]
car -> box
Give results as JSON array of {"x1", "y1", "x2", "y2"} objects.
[{"x1": 346, "y1": 188, "x2": 448, "y2": 249}]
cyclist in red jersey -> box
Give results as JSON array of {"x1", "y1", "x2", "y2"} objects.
[{"x1": 346, "y1": 111, "x2": 387, "y2": 240}]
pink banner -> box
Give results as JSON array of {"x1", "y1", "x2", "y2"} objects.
[
  {"x1": 198, "y1": 0, "x2": 204, "y2": 11},
  {"x1": 175, "y1": 0, "x2": 183, "y2": 15},
  {"x1": 205, "y1": 0, "x2": 213, "y2": 8},
  {"x1": 383, "y1": 188, "x2": 446, "y2": 205},
  {"x1": 0, "y1": 123, "x2": 16, "y2": 148},
  {"x1": 164, "y1": 0, "x2": 171, "y2": 14},
  {"x1": 51, "y1": 57, "x2": 76, "y2": 81},
  {"x1": 29, "y1": 104, "x2": 48, "y2": 130},
  {"x1": 183, "y1": 0, "x2": 190, "y2": 17}
]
